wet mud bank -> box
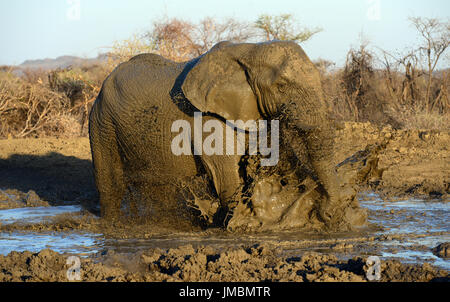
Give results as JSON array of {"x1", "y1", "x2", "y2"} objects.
[
  {"x1": 0, "y1": 192, "x2": 448, "y2": 281},
  {"x1": 0, "y1": 244, "x2": 448, "y2": 282}
]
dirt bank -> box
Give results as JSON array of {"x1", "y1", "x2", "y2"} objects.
[
  {"x1": 0, "y1": 244, "x2": 447, "y2": 282},
  {"x1": 0, "y1": 137, "x2": 97, "y2": 211},
  {"x1": 334, "y1": 122, "x2": 449, "y2": 199}
]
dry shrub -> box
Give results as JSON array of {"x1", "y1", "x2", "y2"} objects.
[
  {"x1": 318, "y1": 43, "x2": 449, "y2": 130},
  {"x1": 0, "y1": 67, "x2": 101, "y2": 138},
  {"x1": 106, "y1": 34, "x2": 155, "y2": 71},
  {"x1": 21, "y1": 68, "x2": 49, "y2": 84},
  {"x1": 150, "y1": 18, "x2": 197, "y2": 62},
  {"x1": 0, "y1": 72, "x2": 68, "y2": 138},
  {"x1": 389, "y1": 107, "x2": 449, "y2": 130},
  {"x1": 43, "y1": 112, "x2": 83, "y2": 138},
  {"x1": 255, "y1": 14, "x2": 322, "y2": 43},
  {"x1": 48, "y1": 67, "x2": 101, "y2": 134},
  {"x1": 340, "y1": 44, "x2": 399, "y2": 126},
  {"x1": 317, "y1": 47, "x2": 388, "y2": 125}
]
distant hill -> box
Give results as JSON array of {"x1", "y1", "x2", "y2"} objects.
[{"x1": 18, "y1": 54, "x2": 108, "y2": 70}]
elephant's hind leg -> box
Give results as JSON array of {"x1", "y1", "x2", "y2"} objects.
[{"x1": 90, "y1": 117, "x2": 125, "y2": 220}]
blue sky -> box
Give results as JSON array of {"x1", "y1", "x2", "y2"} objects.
[{"x1": 0, "y1": 0, "x2": 448, "y2": 67}]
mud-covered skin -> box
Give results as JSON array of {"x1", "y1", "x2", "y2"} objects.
[{"x1": 89, "y1": 41, "x2": 340, "y2": 227}]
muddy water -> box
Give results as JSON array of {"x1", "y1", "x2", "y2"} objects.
[
  {"x1": 0, "y1": 193, "x2": 448, "y2": 270},
  {"x1": 0, "y1": 205, "x2": 102, "y2": 256},
  {"x1": 359, "y1": 193, "x2": 449, "y2": 269},
  {"x1": 0, "y1": 206, "x2": 82, "y2": 225}
]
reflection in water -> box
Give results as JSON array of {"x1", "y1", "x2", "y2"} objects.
[
  {"x1": 0, "y1": 232, "x2": 102, "y2": 256},
  {"x1": 0, "y1": 206, "x2": 83, "y2": 225},
  {"x1": 359, "y1": 194, "x2": 449, "y2": 270}
]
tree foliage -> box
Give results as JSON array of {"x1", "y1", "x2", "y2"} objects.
[
  {"x1": 254, "y1": 14, "x2": 322, "y2": 43},
  {"x1": 147, "y1": 17, "x2": 255, "y2": 61},
  {"x1": 408, "y1": 17, "x2": 449, "y2": 112}
]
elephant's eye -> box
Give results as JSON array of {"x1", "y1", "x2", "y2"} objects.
[{"x1": 277, "y1": 82, "x2": 288, "y2": 93}]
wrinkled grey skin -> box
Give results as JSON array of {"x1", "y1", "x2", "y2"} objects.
[{"x1": 89, "y1": 41, "x2": 339, "y2": 225}]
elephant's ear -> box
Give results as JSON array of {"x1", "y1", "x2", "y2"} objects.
[{"x1": 182, "y1": 42, "x2": 261, "y2": 123}]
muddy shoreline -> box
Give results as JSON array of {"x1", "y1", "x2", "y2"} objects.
[
  {"x1": 0, "y1": 244, "x2": 448, "y2": 282},
  {"x1": 0, "y1": 122, "x2": 448, "y2": 282}
]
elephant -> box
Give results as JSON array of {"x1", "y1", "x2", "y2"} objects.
[{"x1": 89, "y1": 40, "x2": 340, "y2": 227}]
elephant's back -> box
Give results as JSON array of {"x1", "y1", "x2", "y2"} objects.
[
  {"x1": 105, "y1": 55, "x2": 181, "y2": 107},
  {"x1": 129, "y1": 53, "x2": 178, "y2": 67}
]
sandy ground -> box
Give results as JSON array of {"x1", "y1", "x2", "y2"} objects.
[{"x1": 0, "y1": 122, "x2": 448, "y2": 282}]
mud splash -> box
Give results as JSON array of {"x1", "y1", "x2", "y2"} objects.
[{"x1": 225, "y1": 142, "x2": 383, "y2": 232}]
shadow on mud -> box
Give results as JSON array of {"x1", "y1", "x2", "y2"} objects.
[{"x1": 0, "y1": 152, "x2": 98, "y2": 213}]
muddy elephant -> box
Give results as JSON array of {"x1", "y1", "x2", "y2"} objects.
[{"x1": 89, "y1": 41, "x2": 339, "y2": 226}]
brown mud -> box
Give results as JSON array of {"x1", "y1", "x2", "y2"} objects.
[
  {"x1": 334, "y1": 122, "x2": 449, "y2": 199},
  {"x1": 0, "y1": 244, "x2": 448, "y2": 282},
  {"x1": 0, "y1": 122, "x2": 448, "y2": 281}
]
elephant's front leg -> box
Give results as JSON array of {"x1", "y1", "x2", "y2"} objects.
[
  {"x1": 196, "y1": 117, "x2": 246, "y2": 210},
  {"x1": 201, "y1": 154, "x2": 243, "y2": 204}
]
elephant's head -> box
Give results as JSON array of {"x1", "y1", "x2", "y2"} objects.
[{"x1": 181, "y1": 40, "x2": 326, "y2": 129}]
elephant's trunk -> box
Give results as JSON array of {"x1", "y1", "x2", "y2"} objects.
[{"x1": 277, "y1": 91, "x2": 341, "y2": 226}]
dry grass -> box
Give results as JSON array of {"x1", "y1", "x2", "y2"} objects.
[
  {"x1": 0, "y1": 66, "x2": 102, "y2": 138},
  {"x1": 317, "y1": 43, "x2": 449, "y2": 130},
  {"x1": 0, "y1": 72, "x2": 66, "y2": 138}
]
